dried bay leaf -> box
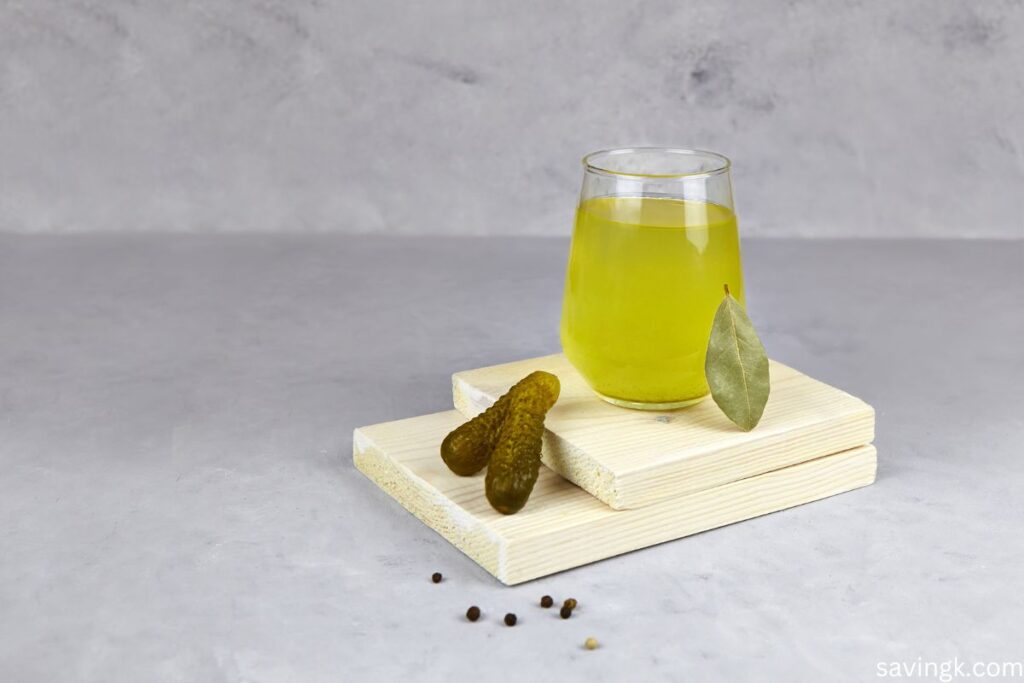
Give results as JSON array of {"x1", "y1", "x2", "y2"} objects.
[{"x1": 704, "y1": 285, "x2": 770, "y2": 431}]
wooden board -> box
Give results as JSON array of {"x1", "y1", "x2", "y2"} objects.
[
  {"x1": 453, "y1": 354, "x2": 874, "y2": 509},
  {"x1": 354, "y1": 410, "x2": 877, "y2": 585}
]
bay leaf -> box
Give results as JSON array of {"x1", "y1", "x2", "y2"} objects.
[{"x1": 704, "y1": 285, "x2": 770, "y2": 431}]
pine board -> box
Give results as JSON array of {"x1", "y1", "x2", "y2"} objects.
[
  {"x1": 453, "y1": 354, "x2": 874, "y2": 509},
  {"x1": 353, "y1": 410, "x2": 877, "y2": 585}
]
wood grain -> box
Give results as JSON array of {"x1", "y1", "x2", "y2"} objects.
[
  {"x1": 453, "y1": 354, "x2": 874, "y2": 509},
  {"x1": 354, "y1": 410, "x2": 877, "y2": 585}
]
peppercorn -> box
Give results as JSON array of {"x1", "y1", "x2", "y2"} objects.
[
  {"x1": 563, "y1": 598, "x2": 577, "y2": 610},
  {"x1": 431, "y1": 572, "x2": 442, "y2": 583},
  {"x1": 584, "y1": 637, "x2": 598, "y2": 650},
  {"x1": 466, "y1": 606, "x2": 481, "y2": 622},
  {"x1": 540, "y1": 595, "x2": 554, "y2": 608},
  {"x1": 560, "y1": 605, "x2": 572, "y2": 619},
  {"x1": 504, "y1": 613, "x2": 517, "y2": 626}
]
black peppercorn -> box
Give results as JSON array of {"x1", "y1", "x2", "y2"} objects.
[
  {"x1": 540, "y1": 595, "x2": 553, "y2": 608},
  {"x1": 560, "y1": 605, "x2": 572, "y2": 619},
  {"x1": 431, "y1": 572, "x2": 442, "y2": 583},
  {"x1": 504, "y1": 613, "x2": 517, "y2": 626},
  {"x1": 466, "y1": 606, "x2": 481, "y2": 622}
]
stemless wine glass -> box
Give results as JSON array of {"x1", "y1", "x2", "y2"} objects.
[{"x1": 560, "y1": 148, "x2": 745, "y2": 410}]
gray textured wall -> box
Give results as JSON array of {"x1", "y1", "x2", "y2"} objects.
[{"x1": 1, "y1": 0, "x2": 1022, "y2": 237}]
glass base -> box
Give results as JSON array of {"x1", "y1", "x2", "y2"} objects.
[{"x1": 596, "y1": 392, "x2": 708, "y2": 411}]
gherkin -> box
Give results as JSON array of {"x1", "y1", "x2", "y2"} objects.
[
  {"x1": 440, "y1": 389, "x2": 514, "y2": 476},
  {"x1": 484, "y1": 371, "x2": 560, "y2": 514},
  {"x1": 440, "y1": 370, "x2": 556, "y2": 476}
]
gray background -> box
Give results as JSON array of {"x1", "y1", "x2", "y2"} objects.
[
  {"x1": 2, "y1": 235, "x2": 1022, "y2": 681},
  {"x1": 3, "y1": 2, "x2": 1024, "y2": 680},
  {"x1": 2, "y1": 0, "x2": 1022, "y2": 238}
]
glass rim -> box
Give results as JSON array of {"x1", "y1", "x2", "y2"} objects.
[{"x1": 582, "y1": 147, "x2": 731, "y2": 180}]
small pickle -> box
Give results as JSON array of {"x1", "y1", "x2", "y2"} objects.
[
  {"x1": 485, "y1": 371, "x2": 560, "y2": 514},
  {"x1": 440, "y1": 387, "x2": 515, "y2": 476},
  {"x1": 440, "y1": 371, "x2": 554, "y2": 476}
]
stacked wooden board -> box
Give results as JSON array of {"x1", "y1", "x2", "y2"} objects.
[{"x1": 353, "y1": 354, "x2": 876, "y2": 585}]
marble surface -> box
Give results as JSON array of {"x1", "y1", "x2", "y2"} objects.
[
  {"x1": 2, "y1": 1, "x2": 1023, "y2": 238},
  {"x1": 1, "y1": 235, "x2": 1022, "y2": 682}
]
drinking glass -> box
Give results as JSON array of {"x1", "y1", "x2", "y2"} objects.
[{"x1": 559, "y1": 148, "x2": 745, "y2": 410}]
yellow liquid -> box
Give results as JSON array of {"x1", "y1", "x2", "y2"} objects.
[{"x1": 560, "y1": 196, "x2": 744, "y2": 406}]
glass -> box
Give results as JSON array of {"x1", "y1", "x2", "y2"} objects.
[{"x1": 560, "y1": 148, "x2": 745, "y2": 410}]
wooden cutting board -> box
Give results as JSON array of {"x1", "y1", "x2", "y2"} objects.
[
  {"x1": 354, "y1": 410, "x2": 877, "y2": 585},
  {"x1": 453, "y1": 354, "x2": 874, "y2": 509}
]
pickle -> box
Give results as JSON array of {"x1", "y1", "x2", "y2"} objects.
[
  {"x1": 440, "y1": 389, "x2": 513, "y2": 476},
  {"x1": 440, "y1": 371, "x2": 557, "y2": 476},
  {"x1": 485, "y1": 371, "x2": 560, "y2": 514}
]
